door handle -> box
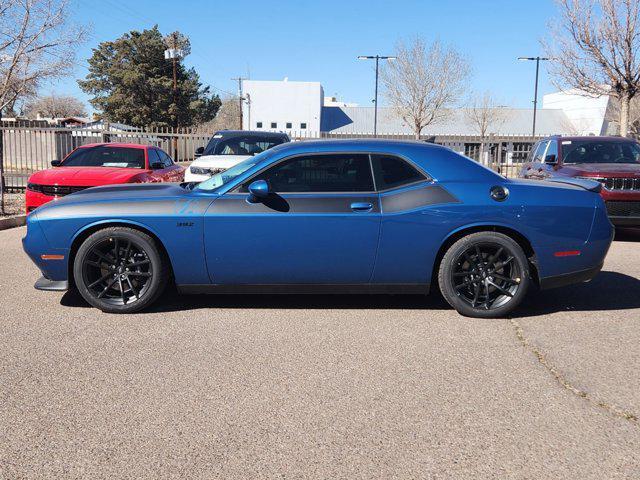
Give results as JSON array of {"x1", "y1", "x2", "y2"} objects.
[{"x1": 351, "y1": 202, "x2": 373, "y2": 212}]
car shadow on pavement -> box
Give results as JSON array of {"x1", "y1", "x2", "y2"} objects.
[
  {"x1": 515, "y1": 271, "x2": 640, "y2": 318},
  {"x1": 60, "y1": 271, "x2": 640, "y2": 316},
  {"x1": 60, "y1": 288, "x2": 450, "y2": 312}
]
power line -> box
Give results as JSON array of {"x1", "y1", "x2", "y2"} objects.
[{"x1": 88, "y1": 0, "x2": 237, "y2": 98}]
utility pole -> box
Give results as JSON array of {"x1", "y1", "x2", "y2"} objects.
[
  {"x1": 164, "y1": 31, "x2": 190, "y2": 159},
  {"x1": 518, "y1": 56, "x2": 550, "y2": 137},
  {"x1": 357, "y1": 55, "x2": 396, "y2": 137},
  {"x1": 232, "y1": 77, "x2": 247, "y2": 130},
  {"x1": 171, "y1": 33, "x2": 178, "y2": 159}
]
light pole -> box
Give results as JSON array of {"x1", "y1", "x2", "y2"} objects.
[
  {"x1": 518, "y1": 56, "x2": 550, "y2": 137},
  {"x1": 358, "y1": 55, "x2": 396, "y2": 137}
]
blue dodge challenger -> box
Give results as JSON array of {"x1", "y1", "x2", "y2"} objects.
[{"x1": 22, "y1": 140, "x2": 613, "y2": 318}]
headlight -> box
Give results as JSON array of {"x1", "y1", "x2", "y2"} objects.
[
  {"x1": 190, "y1": 166, "x2": 226, "y2": 176},
  {"x1": 27, "y1": 183, "x2": 43, "y2": 193}
]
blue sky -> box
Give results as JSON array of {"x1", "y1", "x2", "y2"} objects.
[{"x1": 52, "y1": 0, "x2": 560, "y2": 112}]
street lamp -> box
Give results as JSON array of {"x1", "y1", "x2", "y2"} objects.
[
  {"x1": 518, "y1": 56, "x2": 550, "y2": 137},
  {"x1": 357, "y1": 55, "x2": 396, "y2": 137}
]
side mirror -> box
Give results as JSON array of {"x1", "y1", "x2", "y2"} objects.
[
  {"x1": 150, "y1": 162, "x2": 164, "y2": 170},
  {"x1": 545, "y1": 154, "x2": 557, "y2": 166},
  {"x1": 195, "y1": 146, "x2": 204, "y2": 158},
  {"x1": 51, "y1": 160, "x2": 61, "y2": 167},
  {"x1": 248, "y1": 179, "x2": 270, "y2": 202}
]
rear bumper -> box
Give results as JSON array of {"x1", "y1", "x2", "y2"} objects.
[
  {"x1": 539, "y1": 262, "x2": 603, "y2": 290},
  {"x1": 35, "y1": 276, "x2": 69, "y2": 291}
]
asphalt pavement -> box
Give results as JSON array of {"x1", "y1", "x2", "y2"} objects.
[{"x1": 1, "y1": 226, "x2": 639, "y2": 479}]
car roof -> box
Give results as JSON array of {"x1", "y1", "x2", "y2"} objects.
[
  {"x1": 264, "y1": 138, "x2": 448, "y2": 154},
  {"x1": 77, "y1": 142, "x2": 149, "y2": 149},
  {"x1": 545, "y1": 135, "x2": 638, "y2": 142},
  {"x1": 212, "y1": 130, "x2": 289, "y2": 139}
]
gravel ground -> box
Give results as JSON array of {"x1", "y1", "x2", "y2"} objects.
[
  {"x1": 0, "y1": 193, "x2": 25, "y2": 217},
  {"x1": 1, "y1": 226, "x2": 639, "y2": 479}
]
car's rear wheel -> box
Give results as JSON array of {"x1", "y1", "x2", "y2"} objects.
[
  {"x1": 438, "y1": 232, "x2": 530, "y2": 318},
  {"x1": 73, "y1": 227, "x2": 168, "y2": 313}
]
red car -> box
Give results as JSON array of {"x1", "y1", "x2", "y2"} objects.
[
  {"x1": 26, "y1": 143, "x2": 185, "y2": 212},
  {"x1": 520, "y1": 135, "x2": 640, "y2": 227}
]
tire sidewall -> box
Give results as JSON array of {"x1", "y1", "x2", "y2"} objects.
[
  {"x1": 73, "y1": 228, "x2": 166, "y2": 313},
  {"x1": 439, "y1": 232, "x2": 530, "y2": 318}
]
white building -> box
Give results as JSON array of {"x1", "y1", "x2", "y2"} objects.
[
  {"x1": 542, "y1": 88, "x2": 614, "y2": 135},
  {"x1": 242, "y1": 79, "x2": 323, "y2": 133},
  {"x1": 241, "y1": 78, "x2": 620, "y2": 140}
]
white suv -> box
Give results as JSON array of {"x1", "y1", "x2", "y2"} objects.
[{"x1": 185, "y1": 131, "x2": 290, "y2": 182}]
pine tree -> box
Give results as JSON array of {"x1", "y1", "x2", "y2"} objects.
[{"x1": 78, "y1": 26, "x2": 220, "y2": 128}]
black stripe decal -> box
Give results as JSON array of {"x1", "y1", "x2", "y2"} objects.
[
  {"x1": 381, "y1": 185, "x2": 459, "y2": 213},
  {"x1": 208, "y1": 194, "x2": 380, "y2": 214}
]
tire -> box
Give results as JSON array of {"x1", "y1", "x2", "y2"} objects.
[
  {"x1": 438, "y1": 232, "x2": 530, "y2": 318},
  {"x1": 73, "y1": 227, "x2": 169, "y2": 313}
]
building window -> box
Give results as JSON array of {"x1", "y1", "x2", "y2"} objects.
[
  {"x1": 286, "y1": 122, "x2": 292, "y2": 129},
  {"x1": 300, "y1": 122, "x2": 307, "y2": 129},
  {"x1": 256, "y1": 122, "x2": 262, "y2": 128},
  {"x1": 271, "y1": 122, "x2": 277, "y2": 128}
]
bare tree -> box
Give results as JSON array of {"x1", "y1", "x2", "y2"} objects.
[
  {"x1": 381, "y1": 37, "x2": 470, "y2": 139},
  {"x1": 24, "y1": 93, "x2": 87, "y2": 118},
  {"x1": 0, "y1": 0, "x2": 86, "y2": 214},
  {"x1": 545, "y1": 0, "x2": 640, "y2": 137},
  {"x1": 196, "y1": 96, "x2": 240, "y2": 132},
  {"x1": 464, "y1": 91, "x2": 509, "y2": 164}
]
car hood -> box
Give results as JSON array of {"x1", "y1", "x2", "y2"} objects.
[
  {"x1": 561, "y1": 163, "x2": 640, "y2": 176},
  {"x1": 36, "y1": 183, "x2": 189, "y2": 208},
  {"x1": 191, "y1": 155, "x2": 251, "y2": 169},
  {"x1": 28, "y1": 167, "x2": 145, "y2": 186}
]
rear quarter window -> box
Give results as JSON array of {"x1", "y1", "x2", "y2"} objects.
[{"x1": 371, "y1": 154, "x2": 428, "y2": 190}]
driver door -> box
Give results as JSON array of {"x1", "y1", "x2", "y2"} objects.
[{"x1": 203, "y1": 153, "x2": 381, "y2": 285}]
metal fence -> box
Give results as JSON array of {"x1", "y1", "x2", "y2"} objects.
[{"x1": 0, "y1": 122, "x2": 541, "y2": 191}]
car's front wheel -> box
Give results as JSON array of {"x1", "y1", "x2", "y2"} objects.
[
  {"x1": 73, "y1": 227, "x2": 169, "y2": 313},
  {"x1": 438, "y1": 232, "x2": 530, "y2": 318}
]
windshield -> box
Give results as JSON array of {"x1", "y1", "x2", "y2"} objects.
[
  {"x1": 562, "y1": 140, "x2": 640, "y2": 164},
  {"x1": 203, "y1": 134, "x2": 286, "y2": 156},
  {"x1": 62, "y1": 146, "x2": 146, "y2": 168},
  {"x1": 195, "y1": 154, "x2": 265, "y2": 191}
]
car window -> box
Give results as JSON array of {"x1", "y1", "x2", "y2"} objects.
[
  {"x1": 562, "y1": 139, "x2": 640, "y2": 164},
  {"x1": 526, "y1": 142, "x2": 538, "y2": 162},
  {"x1": 159, "y1": 150, "x2": 174, "y2": 167},
  {"x1": 243, "y1": 154, "x2": 374, "y2": 193},
  {"x1": 544, "y1": 140, "x2": 558, "y2": 163},
  {"x1": 62, "y1": 146, "x2": 146, "y2": 169},
  {"x1": 533, "y1": 141, "x2": 548, "y2": 162},
  {"x1": 148, "y1": 149, "x2": 162, "y2": 168},
  {"x1": 204, "y1": 135, "x2": 287, "y2": 156},
  {"x1": 371, "y1": 154, "x2": 428, "y2": 190}
]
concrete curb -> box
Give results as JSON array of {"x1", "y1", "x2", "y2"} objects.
[{"x1": 0, "y1": 214, "x2": 26, "y2": 231}]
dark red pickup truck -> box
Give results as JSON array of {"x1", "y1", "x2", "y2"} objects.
[{"x1": 520, "y1": 135, "x2": 640, "y2": 227}]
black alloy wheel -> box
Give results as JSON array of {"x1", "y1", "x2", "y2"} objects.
[
  {"x1": 73, "y1": 227, "x2": 168, "y2": 313},
  {"x1": 438, "y1": 232, "x2": 530, "y2": 318}
]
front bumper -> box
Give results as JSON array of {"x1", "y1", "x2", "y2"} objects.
[
  {"x1": 35, "y1": 276, "x2": 69, "y2": 291},
  {"x1": 605, "y1": 200, "x2": 640, "y2": 226},
  {"x1": 25, "y1": 189, "x2": 56, "y2": 212}
]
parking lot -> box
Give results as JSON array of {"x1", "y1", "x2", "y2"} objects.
[{"x1": 1, "y1": 225, "x2": 640, "y2": 479}]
